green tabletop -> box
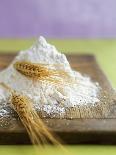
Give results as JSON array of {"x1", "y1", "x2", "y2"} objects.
[
  {"x1": 0, "y1": 39, "x2": 116, "y2": 155},
  {"x1": 0, "y1": 145, "x2": 116, "y2": 155}
]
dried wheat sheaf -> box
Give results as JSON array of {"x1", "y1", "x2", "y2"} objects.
[
  {"x1": 13, "y1": 61, "x2": 72, "y2": 85},
  {"x1": 0, "y1": 82, "x2": 62, "y2": 146},
  {"x1": 0, "y1": 61, "x2": 74, "y2": 146},
  {"x1": 11, "y1": 92, "x2": 61, "y2": 145}
]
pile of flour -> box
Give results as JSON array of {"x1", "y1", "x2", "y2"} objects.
[{"x1": 0, "y1": 36, "x2": 100, "y2": 116}]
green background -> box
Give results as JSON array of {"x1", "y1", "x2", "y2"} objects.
[{"x1": 0, "y1": 39, "x2": 116, "y2": 155}]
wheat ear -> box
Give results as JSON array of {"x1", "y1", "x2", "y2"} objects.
[
  {"x1": 0, "y1": 82, "x2": 62, "y2": 146},
  {"x1": 11, "y1": 92, "x2": 62, "y2": 145},
  {"x1": 13, "y1": 61, "x2": 71, "y2": 83}
]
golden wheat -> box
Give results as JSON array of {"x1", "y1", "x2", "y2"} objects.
[
  {"x1": 0, "y1": 82, "x2": 62, "y2": 146},
  {"x1": 11, "y1": 92, "x2": 62, "y2": 145},
  {"x1": 13, "y1": 61, "x2": 72, "y2": 85},
  {"x1": 14, "y1": 61, "x2": 53, "y2": 79}
]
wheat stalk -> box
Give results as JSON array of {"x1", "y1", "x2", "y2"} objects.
[
  {"x1": 14, "y1": 61, "x2": 53, "y2": 80},
  {"x1": 11, "y1": 92, "x2": 61, "y2": 145},
  {"x1": 0, "y1": 82, "x2": 62, "y2": 146},
  {"x1": 13, "y1": 61, "x2": 72, "y2": 85}
]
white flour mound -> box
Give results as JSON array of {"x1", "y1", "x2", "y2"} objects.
[{"x1": 0, "y1": 36, "x2": 100, "y2": 116}]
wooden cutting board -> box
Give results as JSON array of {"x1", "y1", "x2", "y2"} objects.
[{"x1": 0, "y1": 53, "x2": 116, "y2": 144}]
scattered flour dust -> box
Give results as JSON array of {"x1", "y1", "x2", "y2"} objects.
[{"x1": 0, "y1": 36, "x2": 100, "y2": 117}]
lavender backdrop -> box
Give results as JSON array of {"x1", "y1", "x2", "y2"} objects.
[{"x1": 0, "y1": 0, "x2": 116, "y2": 38}]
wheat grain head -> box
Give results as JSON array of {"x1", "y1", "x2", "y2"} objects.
[
  {"x1": 11, "y1": 92, "x2": 62, "y2": 145},
  {"x1": 13, "y1": 61, "x2": 73, "y2": 85}
]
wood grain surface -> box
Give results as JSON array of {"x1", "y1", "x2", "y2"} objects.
[{"x1": 0, "y1": 53, "x2": 116, "y2": 144}]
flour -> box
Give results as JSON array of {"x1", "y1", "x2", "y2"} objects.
[{"x1": 0, "y1": 36, "x2": 100, "y2": 117}]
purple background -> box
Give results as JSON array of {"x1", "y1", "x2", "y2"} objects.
[{"x1": 0, "y1": 0, "x2": 116, "y2": 38}]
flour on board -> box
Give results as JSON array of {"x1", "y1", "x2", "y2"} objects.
[{"x1": 0, "y1": 36, "x2": 100, "y2": 117}]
